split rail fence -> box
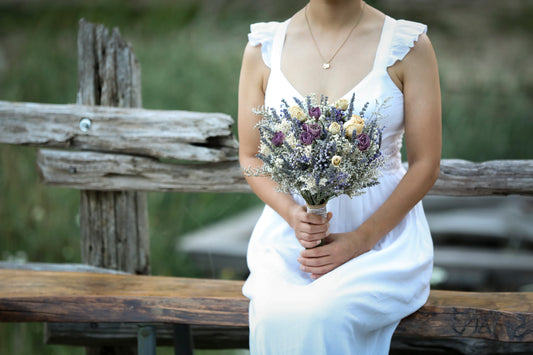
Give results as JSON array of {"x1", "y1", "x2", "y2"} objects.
[{"x1": 0, "y1": 19, "x2": 532, "y2": 355}]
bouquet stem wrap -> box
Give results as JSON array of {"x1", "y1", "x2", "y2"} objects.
[
  {"x1": 306, "y1": 203, "x2": 327, "y2": 248},
  {"x1": 306, "y1": 203, "x2": 327, "y2": 218}
]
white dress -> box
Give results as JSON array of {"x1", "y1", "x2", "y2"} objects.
[{"x1": 243, "y1": 16, "x2": 434, "y2": 355}]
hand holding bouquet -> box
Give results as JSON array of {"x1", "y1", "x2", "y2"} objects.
[{"x1": 244, "y1": 94, "x2": 386, "y2": 227}]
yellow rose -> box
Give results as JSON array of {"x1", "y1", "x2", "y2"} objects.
[
  {"x1": 328, "y1": 122, "x2": 341, "y2": 135},
  {"x1": 334, "y1": 98, "x2": 349, "y2": 110},
  {"x1": 288, "y1": 106, "x2": 307, "y2": 122},
  {"x1": 343, "y1": 114, "x2": 365, "y2": 138},
  {"x1": 331, "y1": 155, "x2": 342, "y2": 167}
]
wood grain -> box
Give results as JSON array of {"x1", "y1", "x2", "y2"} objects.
[
  {"x1": 0, "y1": 269, "x2": 531, "y2": 342},
  {"x1": 0, "y1": 101, "x2": 237, "y2": 163},
  {"x1": 37, "y1": 150, "x2": 533, "y2": 196},
  {"x1": 45, "y1": 323, "x2": 533, "y2": 354},
  {"x1": 0, "y1": 270, "x2": 248, "y2": 326},
  {"x1": 431, "y1": 159, "x2": 533, "y2": 196},
  {"x1": 37, "y1": 149, "x2": 249, "y2": 193}
]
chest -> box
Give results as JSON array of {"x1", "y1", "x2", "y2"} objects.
[{"x1": 280, "y1": 25, "x2": 382, "y2": 102}]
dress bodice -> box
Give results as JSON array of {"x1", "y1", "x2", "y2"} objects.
[{"x1": 249, "y1": 16, "x2": 427, "y2": 172}]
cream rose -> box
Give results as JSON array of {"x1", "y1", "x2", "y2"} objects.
[
  {"x1": 328, "y1": 122, "x2": 341, "y2": 135},
  {"x1": 334, "y1": 98, "x2": 349, "y2": 110},
  {"x1": 343, "y1": 114, "x2": 365, "y2": 138},
  {"x1": 331, "y1": 155, "x2": 342, "y2": 167},
  {"x1": 288, "y1": 106, "x2": 307, "y2": 122}
]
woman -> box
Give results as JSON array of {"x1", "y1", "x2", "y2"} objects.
[{"x1": 238, "y1": 0, "x2": 441, "y2": 353}]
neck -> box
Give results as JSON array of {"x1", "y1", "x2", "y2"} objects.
[{"x1": 307, "y1": 0, "x2": 364, "y2": 29}]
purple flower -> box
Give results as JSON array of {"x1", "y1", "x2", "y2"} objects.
[
  {"x1": 309, "y1": 106, "x2": 321, "y2": 120},
  {"x1": 272, "y1": 131, "x2": 285, "y2": 146},
  {"x1": 302, "y1": 123, "x2": 322, "y2": 138},
  {"x1": 356, "y1": 133, "x2": 371, "y2": 151},
  {"x1": 300, "y1": 131, "x2": 314, "y2": 145},
  {"x1": 307, "y1": 123, "x2": 322, "y2": 138}
]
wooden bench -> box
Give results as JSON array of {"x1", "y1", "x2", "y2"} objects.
[{"x1": 1, "y1": 269, "x2": 532, "y2": 354}]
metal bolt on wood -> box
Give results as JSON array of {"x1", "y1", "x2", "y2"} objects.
[{"x1": 79, "y1": 117, "x2": 92, "y2": 131}]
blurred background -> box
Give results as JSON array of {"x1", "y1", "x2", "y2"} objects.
[{"x1": 0, "y1": 0, "x2": 532, "y2": 354}]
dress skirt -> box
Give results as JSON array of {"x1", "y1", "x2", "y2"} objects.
[{"x1": 242, "y1": 167, "x2": 434, "y2": 355}]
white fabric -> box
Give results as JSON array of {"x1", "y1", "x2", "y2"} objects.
[
  {"x1": 243, "y1": 15, "x2": 433, "y2": 355},
  {"x1": 248, "y1": 21, "x2": 280, "y2": 68}
]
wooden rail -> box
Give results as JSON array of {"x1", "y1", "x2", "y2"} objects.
[
  {"x1": 1, "y1": 101, "x2": 533, "y2": 195},
  {"x1": 0, "y1": 101, "x2": 237, "y2": 162}
]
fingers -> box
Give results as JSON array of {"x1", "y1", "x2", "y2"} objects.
[
  {"x1": 297, "y1": 222, "x2": 329, "y2": 235},
  {"x1": 299, "y1": 239, "x2": 323, "y2": 249},
  {"x1": 295, "y1": 229, "x2": 329, "y2": 248},
  {"x1": 298, "y1": 259, "x2": 334, "y2": 279},
  {"x1": 302, "y1": 212, "x2": 329, "y2": 225},
  {"x1": 299, "y1": 242, "x2": 329, "y2": 258},
  {"x1": 291, "y1": 205, "x2": 332, "y2": 249},
  {"x1": 294, "y1": 218, "x2": 329, "y2": 248}
]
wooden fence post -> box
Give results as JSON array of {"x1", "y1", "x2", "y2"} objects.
[{"x1": 77, "y1": 18, "x2": 148, "y2": 355}]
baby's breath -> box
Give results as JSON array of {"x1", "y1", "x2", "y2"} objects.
[{"x1": 242, "y1": 93, "x2": 386, "y2": 206}]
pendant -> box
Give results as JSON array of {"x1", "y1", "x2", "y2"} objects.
[{"x1": 322, "y1": 63, "x2": 330, "y2": 70}]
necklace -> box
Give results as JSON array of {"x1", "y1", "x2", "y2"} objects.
[{"x1": 304, "y1": 2, "x2": 366, "y2": 70}]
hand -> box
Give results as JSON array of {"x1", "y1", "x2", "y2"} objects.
[
  {"x1": 287, "y1": 205, "x2": 332, "y2": 249},
  {"x1": 297, "y1": 231, "x2": 372, "y2": 279}
]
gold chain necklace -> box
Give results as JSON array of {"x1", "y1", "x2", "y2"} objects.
[{"x1": 304, "y1": 2, "x2": 366, "y2": 70}]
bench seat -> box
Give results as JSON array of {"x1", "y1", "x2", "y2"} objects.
[{"x1": 1, "y1": 269, "x2": 532, "y2": 344}]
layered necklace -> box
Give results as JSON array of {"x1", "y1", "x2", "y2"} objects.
[{"x1": 304, "y1": 2, "x2": 366, "y2": 70}]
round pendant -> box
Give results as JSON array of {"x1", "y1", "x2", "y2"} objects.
[{"x1": 322, "y1": 63, "x2": 331, "y2": 70}]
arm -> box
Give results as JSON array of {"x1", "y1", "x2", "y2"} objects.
[
  {"x1": 238, "y1": 43, "x2": 330, "y2": 249},
  {"x1": 299, "y1": 33, "x2": 442, "y2": 278}
]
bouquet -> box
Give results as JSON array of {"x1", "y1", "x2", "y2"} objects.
[{"x1": 244, "y1": 93, "x2": 386, "y2": 225}]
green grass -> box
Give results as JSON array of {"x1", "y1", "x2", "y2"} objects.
[{"x1": 0, "y1": 1, "x2": 532, "y2": 354}]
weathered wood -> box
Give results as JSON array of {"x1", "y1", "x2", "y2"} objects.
[
  {"x1": 0, "y1": 101, "x2": 238, "y2": 162},
  {"x1": 396, "y1": 291, "x2": 533, "y2": 343},
  {"x1": 390, "y1": 336, "x2": 533, "y2": 355},
  {"x1": 0, "y1": 270, "x2": 532, "y2": 343},
  {"x1": 76, "y1": 18, "x2": 150, "y2": 274},
  {"x1": 80, "y1": 190, "x2": 150, "y2": 274},
  {"x1": 3, "y1": 103, "x2": 533, "y2": 197},
  {"x1": 37, "y1": 151, "x2": 533, "y2": 196},
  {"x1": 45, "y1": 323, "x2": 249, "y2": 349},
  {"x1": 44, "y1": 323, "x2": 533, "y2": 354},
  {"x1": 0, "y1": 262, "x2": 128, "y2": 274},
  {"x1": 37, "y1": 149, "x2": 249, "y2": 193},
  {"x1": 430, "y1": 159, "x2": 533, "y2": 196},
  {"x1": 77, "y1": 19, "x2": 146, "y2": 355},
  {"x1": 0, "y1": 270, "x2": 248, "y2": 326}
]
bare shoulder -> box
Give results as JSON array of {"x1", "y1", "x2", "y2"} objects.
[
  {"x1": 242, "y1": 42, "x2": 266, "y2": 69},
  {"x1": 240, "y1": 42, "x2": 271, "y2": 93},
  {"x1": 389, "y1": 32, "x2": 438, "y2": 92},
  {"x1": 405, "y1": 33, "x2": 436, "y2": 64},
  {"x1": 400, "y1": 32, "x2": 439, "y2": 81}
]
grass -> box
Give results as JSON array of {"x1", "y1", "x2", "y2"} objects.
[{"x1": 0, "y1": 1, "x2": 532, "y2": 354}]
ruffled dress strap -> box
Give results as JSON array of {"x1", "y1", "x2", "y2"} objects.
[
  {"x1": 248, "y1": 21, "x2": 288, "y2": 68},
  {"x1": 373, "y1": 16, "x2": 427, "y2": 69}
]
